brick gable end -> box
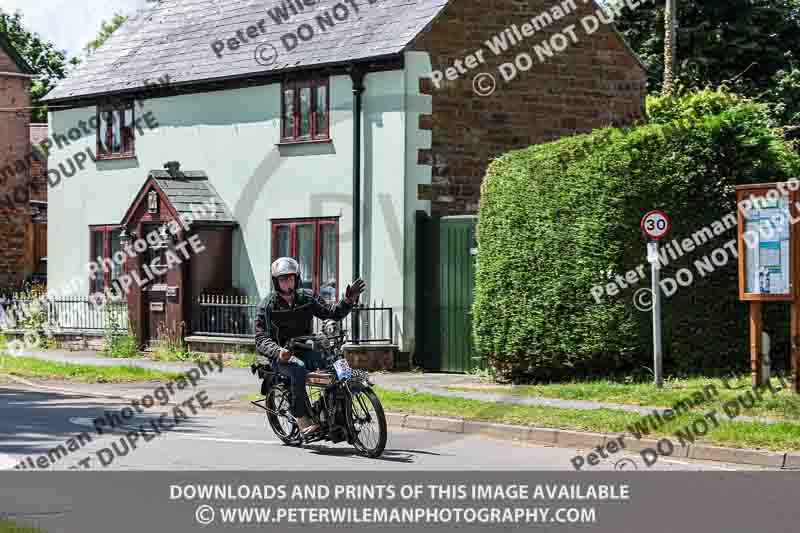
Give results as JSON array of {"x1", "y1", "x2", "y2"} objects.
[
  {"x1": 410, "y1": 0, "x2": 647, "y2": 215},
  {"x1": 0, "y1": 45, "x2": 32, "y2": 288}
]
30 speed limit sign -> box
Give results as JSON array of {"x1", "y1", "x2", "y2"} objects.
[{"x1": 641, "y1": 210, "x2": 671, "y2": 240}]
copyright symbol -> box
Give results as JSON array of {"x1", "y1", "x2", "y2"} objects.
[
  {"x1": 633, "y1": 288, "x2": 654, "y2": 312},
  {"x1": 255, "y1": 43, "x2": 279, "y2": 67},
  {"x1": 614, "y1": 458, "x2": 638, "y2": 471},
  {"x1": 473, "y1": 73, "x2": 496, "y2": 97},
  {"x1": 195, "y1": 504, "x2": 215, "y2": 526}
]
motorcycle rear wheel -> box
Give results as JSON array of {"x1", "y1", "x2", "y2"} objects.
[
  {"x1": 266, "y1": 385, "x2": 301, "y2": 446},
  {"x1": 345, "y1": 387, "x2": 387, "y2": 458}
]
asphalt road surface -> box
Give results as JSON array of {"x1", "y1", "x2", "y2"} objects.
[{"x1": 0, "y1": 385, "x2": 775, "y2": 472}]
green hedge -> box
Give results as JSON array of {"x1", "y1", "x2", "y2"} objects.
[{"x1": 474, "y1": 94, "x2": 800, "y2": 381}]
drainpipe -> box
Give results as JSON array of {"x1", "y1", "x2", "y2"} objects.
[{"x1": 350, "y1": 65, "x2": 365, "y2": 344}]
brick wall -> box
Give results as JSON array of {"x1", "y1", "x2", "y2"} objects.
[
  {"x1": 29, "y1": 124, "x2": 48, "y2": 203},
  {"x1": 410, "y1": 0, "x2": 648, "y2": 215},
  {"x1": 0, "y1": 46, "x2": 32, "y2": 288}
]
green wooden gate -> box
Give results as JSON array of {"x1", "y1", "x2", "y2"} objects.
[{"x1": 416, "y1": 215, "x2": 480, "y2": 373}]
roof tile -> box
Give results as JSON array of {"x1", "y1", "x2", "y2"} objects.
[{"x1": 44, "y1": 0, "x2": 450, "y2": 102}]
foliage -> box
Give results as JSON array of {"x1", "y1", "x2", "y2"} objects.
[
  {"x1": 615, "y1": 0, "x2": 800, "y2": 128},
  {"x1": 767, "y1": 68, "x2": 800, "y2": 129},
  {"x1": 84, "y1": 13, "x2": 127, "y2": 55},
  {"x1": 375, "y1": 386, "x2": 800, "y2": 451},
  {"x1": 1, "y1": 6, "x2": 131, "y2": 120},
  {"x1": 473, "y1": 91, "x2": 800, "y2": 381},
  {"x1": 102, "y1": 299, "x2": 139, "y2": 358},
  {"x1": 646, "y1": 87, "x2": 758, "y2": 125},
  {"x1": 0, "y1": 8, "x2": 80, "y2": 121},
  {"x1": 150, "y1": 321, "x2": 190, "y2": 361},
  {"x1": 12, "y1": 285, "x2": 47, "y2": 343},
  {"x1": 445, "y1": 374, "x2": 800, "y2": 421},
  {"x1": 227, "y1": 348, "x2": 258, "y2": 368},
  {"x1": 0, "y1": 354, "x2": 183, "y2": 383},
  {"x1": 108, "y1": 332, "x2": 139, "y2": 358},
  {"x1": 0, "y1": 518, "x2": 46, "y2": 533}
]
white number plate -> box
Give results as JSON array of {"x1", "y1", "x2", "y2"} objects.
[{"x1": 333, "y1": 359, "x2": 353, "y2": 379}]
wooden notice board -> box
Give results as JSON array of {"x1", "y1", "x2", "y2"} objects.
[{"x1": 735, "y1": 182, "x2": 800, "y2": 392}]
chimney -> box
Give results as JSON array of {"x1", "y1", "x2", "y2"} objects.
[{"x1": 164, "y1": 161, "x2": 182, "y2": 178}]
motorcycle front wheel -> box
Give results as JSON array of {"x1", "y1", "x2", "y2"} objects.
[{"x1": 345, "y1": 387, "x2": 387, "y2": 458}]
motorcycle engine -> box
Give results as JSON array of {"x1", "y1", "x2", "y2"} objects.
[{"x1": 312, "y1": 398, "x2": 326, "y2": 422}]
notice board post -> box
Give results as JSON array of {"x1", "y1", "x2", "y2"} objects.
[{"x1": 736, "y1": 182, "x2": 800, "y2": 392}]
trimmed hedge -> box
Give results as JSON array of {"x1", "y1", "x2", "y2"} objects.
[{"x1": 474, "y1": 95, "x2": 800, "y2": 381}]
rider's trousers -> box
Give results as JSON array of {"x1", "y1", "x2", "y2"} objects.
[{"x1": 273, "y1": 350, "x2": 324, "y2": 418}]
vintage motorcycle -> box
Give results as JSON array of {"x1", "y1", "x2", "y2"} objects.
[{"x1": 250, "y1": 319, "x2": 387, "y2": 458}]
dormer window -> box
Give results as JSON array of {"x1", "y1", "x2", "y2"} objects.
[
  {"x1": 280, "y1": 78, "x2": 330, "y2": 143},
  {"x1": 97, "y1": 101, "x2": 135, "y2": 159}
]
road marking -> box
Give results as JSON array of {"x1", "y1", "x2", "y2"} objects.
[
  {"x1": 172, "y1": 436, "x2": 280, "y2": 445},
  {"x1": 69, "y1": 417, "x2": 98, "y2": 427},
  {"x1": 657, "y1": 457, "x2": 737, "y2": 471}
]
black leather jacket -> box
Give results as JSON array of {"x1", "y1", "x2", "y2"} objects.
[{"x1": 254, "y1": 289, "x2": 353, "y2": 366}]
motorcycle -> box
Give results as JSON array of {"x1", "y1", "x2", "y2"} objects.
[{"x1": 250, "y1": 319, "x2": 388, "y2": 458}]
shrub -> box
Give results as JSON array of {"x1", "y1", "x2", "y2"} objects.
[
  {"x1": 474, "y1": 91, "x2": 800, "y2": 381},
  {"x1": 102, "y1": 299, "x2": 140, "y2": 358},
  {"x1": 106, "y1": 331, "x2": 140, "y2": 358},
  {"x1": 149, "y1": 321, "x2": 190, "y2": 361},
  {"x1": 646, "y1": 86, "x2": 758, "y2": 125}
]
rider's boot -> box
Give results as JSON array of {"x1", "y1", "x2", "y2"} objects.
[{"x1": 297, "y1": 416, "x2": 320, "y2": 436}]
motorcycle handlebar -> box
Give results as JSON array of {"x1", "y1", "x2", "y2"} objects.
[{"x1": 288, "y1": 341, "x2": 313, "y2": 351}]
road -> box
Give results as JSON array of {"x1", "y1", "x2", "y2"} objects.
[{"x1": 0, "y1": 385, "x2": 775, "y2": 472}]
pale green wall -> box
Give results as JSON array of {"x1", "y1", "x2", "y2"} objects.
[
  {"x1": 402, "y1": 51, "x2": 434, "y2": 355},
  {"x1": 47, "y1": 69, "x2": 417, "y2": 350}
]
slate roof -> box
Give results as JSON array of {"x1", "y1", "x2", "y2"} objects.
[
  {"x1": 43, "y1": 0, "x2": 450, "y2": 103},
  {"x1": 148, "y1": 170, "x2": 237, "y2": 226}
]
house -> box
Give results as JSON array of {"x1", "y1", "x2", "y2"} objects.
[
  {"x1": 25, "y1": 124, "x2": 49, "y2": 283},
  {"x1": 0, "y1": 32, "x2": 36, "y2": 289},
  {"x1": 41, "y1": 0, "x2": 646, "y2": 369}
]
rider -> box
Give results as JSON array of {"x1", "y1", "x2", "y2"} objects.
[{"x1": 255, "y1": 257, "x2": 366, "y2": 436}]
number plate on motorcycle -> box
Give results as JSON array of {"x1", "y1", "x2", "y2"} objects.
[{"x1": 333, "y1": 359, "x2": 353, "y2": 379}]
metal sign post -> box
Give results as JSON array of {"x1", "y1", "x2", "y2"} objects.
[
  {"x1": 647, "y1": 241, "x2": 663, "y2": 387},
  {"x1": 642, "y1": 210, "x2": 671, "y2": 388}
]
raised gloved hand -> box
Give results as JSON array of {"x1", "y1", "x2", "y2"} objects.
[
  {"x1": 278, "y1": 348, "x2": 292, "y2": 363},
  {"x1": 345, "y1": 278, "x2": 367, "y2": 304}
]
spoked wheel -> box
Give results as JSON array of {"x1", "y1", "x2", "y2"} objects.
[
  {"x1": 345, "y1": 387, "x2": 387, "y2": 458},
  {"x1": 266, "y1": 385, "x2": 301, "y2": 446}
]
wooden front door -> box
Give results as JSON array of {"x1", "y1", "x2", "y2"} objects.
[{"x1": 142, "y1": 223, "x2": 169, "y2": 343}]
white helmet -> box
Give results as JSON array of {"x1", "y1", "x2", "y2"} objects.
[{"x1": 271, "y1": 257, "x2": 299, "y2": 291}]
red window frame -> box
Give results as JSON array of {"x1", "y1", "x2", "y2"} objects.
[
  {"x1": 89, "y1": 225, "x2": 124, "y2": 296},
  {"x1": 280, "y1": 78, "x2": 330, "y2": 143},
  {"x1": 271, "y1": 218, "x2": 339, "y2": 299},
  {"x1": 96, "y1": 101, "x2": 136, "y2": 159}
]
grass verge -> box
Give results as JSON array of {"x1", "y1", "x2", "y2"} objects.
[
  {"x1": 245, "y1": 385, "x2": 800, "y2": 451},
  {"x1": 444, "y1": 375, "x2": 800, "y2": 422},
  {"x1": 0, "y1": 519, "x2": 46, "y2": 533},
  {"x1": 0, "y1": 354, "x2": 184, "y2": 384},
  {"x1": 373, "y1": 386, "x2": 800, "y2": 452}
]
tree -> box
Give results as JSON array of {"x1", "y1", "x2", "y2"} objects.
[
  {"x1": 616, "y1": 0, "x2": 800, "y2": 127},
  {"x1": 0, "y1": 8, "x2": 80, "y2": 122},
  {"x1": 84, "y1": 13, "x2": 127, "y2": 55},
  {"x1": 663, "y1": 0, "x2": 677, "y2": 95}
]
